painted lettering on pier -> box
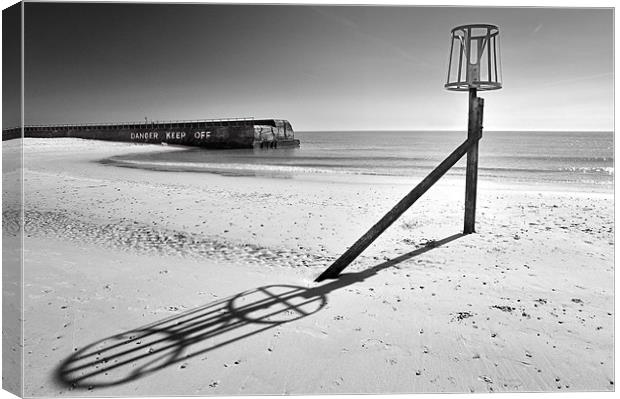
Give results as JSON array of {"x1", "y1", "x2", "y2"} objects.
[
  {"x1": 194, "y1": 131, "x2": 211, "y2": 140},
  {"x1": 165, "y1": 131, "x2": 186, "y2": 140},
  {"x1": 129, "y1": 131, "x2": 211, "y2": 142},
  {"x1": 130, "y1": 132, "x2": 159, "y2": 140}
]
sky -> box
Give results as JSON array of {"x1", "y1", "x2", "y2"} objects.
[{"x1": 13, "y1": 2, "x2": 614, "y2": 131}]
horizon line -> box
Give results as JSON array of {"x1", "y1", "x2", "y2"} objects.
[{"x1": 296, "y1": 129, "x2": 614, "y2": 133}]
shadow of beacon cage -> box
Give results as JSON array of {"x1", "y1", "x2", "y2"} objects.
[{"x1": 56, "y1": 284, "x2": 326, "y2": 389}]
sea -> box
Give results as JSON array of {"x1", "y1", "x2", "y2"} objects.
[{"x1": 108, "y1": 130, "x2": 614, "y2": 191}]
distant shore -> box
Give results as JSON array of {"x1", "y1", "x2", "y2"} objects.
[{"x1": 10, "y1": 138, "x2": 614, "y2": 395}]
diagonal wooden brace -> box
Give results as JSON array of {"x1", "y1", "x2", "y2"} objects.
[{"x1": 315, "y1": 135, "x2": 481, "y2": 282}]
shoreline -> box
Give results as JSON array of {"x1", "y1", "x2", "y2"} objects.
[
  {"x1": 12, "y1": 137, "x2": 614, "y2": 195},
  {"x1": 97, "y1": 140, "x2": 613, "y2": 195},
  {"x1": 9, "y1": 138, "x2": 615, "y2": 395},
  {"x1": 99, "y1": 157, "x2": 616, "y2": 195}
]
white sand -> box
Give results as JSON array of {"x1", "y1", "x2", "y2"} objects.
[{"x1": 8, "y1": 138, "x2": 614, "y2": 395}]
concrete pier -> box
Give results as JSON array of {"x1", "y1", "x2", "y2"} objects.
[{"x1": 2, "y1": 118, "x2": 300, "y2": 149}]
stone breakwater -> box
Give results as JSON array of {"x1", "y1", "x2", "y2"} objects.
[{"x1": 2, "y1": 118, "x2": 300, "y2": 149}]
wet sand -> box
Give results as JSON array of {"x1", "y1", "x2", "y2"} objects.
[{"x1": 7, "y1": 138, "x2": 614, "y2": 395}]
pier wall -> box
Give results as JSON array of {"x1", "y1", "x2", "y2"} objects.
[{"x1": 2, "y1": 119, "x2": 300, "y2": 149}]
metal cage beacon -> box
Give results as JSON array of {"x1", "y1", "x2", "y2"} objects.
[
  {"x1": 445, "y1": 24, "x2": 502, "y2": 91},
  {"x1": 314, "y1": 24, "x2": 504, "y2": 282}
]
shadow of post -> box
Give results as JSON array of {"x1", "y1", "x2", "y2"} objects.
[{"x1": 55, "y1": 233, "x2": 463, "y2": 389}]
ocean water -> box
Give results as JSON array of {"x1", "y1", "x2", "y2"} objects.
[{"x1": 107, "y1": 130, "x2": 614, "y2": 191}]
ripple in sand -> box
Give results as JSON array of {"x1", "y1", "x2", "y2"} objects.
[{"x1": 11, "y1": 209, "x2": 330, "y2": 269}]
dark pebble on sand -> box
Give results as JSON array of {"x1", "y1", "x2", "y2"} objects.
[{"x1": 491, "y1": 305, "x2": 515, "y2": 312}]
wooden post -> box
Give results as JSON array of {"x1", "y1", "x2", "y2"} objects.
[
  {"x1": 463, "y1": 88, "x2": 484, "y2": 234},
  {"x1": 315, "y1": 137, "x2": 478, "y2": 282}
]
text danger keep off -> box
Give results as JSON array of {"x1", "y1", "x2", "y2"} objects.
[{"x1": 130, "y1": 131, "x2": 211, "y2": 141}]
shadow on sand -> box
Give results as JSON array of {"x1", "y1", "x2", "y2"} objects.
[{"x1": 55, "y1": 233, "x2": 462, "y2": 389}]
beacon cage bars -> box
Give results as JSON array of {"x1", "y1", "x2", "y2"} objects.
[{"x1": 445, "y1": 24, "x2": 502, "y2": 91}]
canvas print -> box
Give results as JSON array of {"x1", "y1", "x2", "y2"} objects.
[{"x1": 1, "y1": 1, "x2": 614, "y2": 396}]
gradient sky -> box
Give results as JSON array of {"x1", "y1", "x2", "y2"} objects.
[{"x1": 20, "y1": 3, "x2": 613, "y2": 131}]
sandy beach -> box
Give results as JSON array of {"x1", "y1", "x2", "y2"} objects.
[{"x1": 6, "y1": 138, "x2": 614, "y2": 395}]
